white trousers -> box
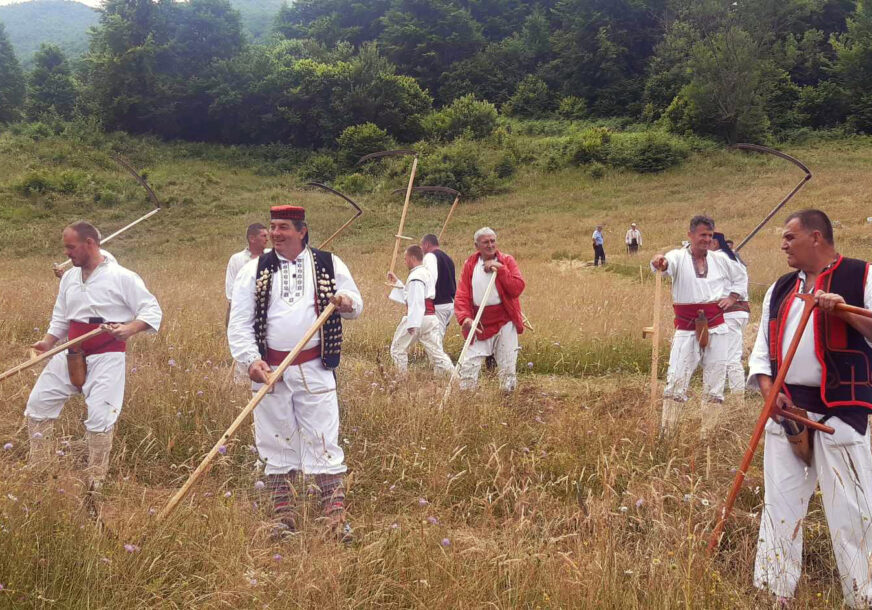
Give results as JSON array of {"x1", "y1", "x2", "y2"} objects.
[
  {"x1": 458, "y1": 322, "x2": 519, "y2": 392},
  {"x1": 663, "y1": 330, "x2": 729, "y2": 402},
  {"x1": 724, "y1": 315, "x2": 748, "y2": 393},
  {"x1": 252, "y1": 359, "x2": 345, "y2": 476},
  {"x1": 390, "y1": 315, "x2": 453, "y2": 375},
  {"x1": 434, "y1": 303, "x2": 454, "y2": 339},
  {"x1": 25, "y1": 352, "x2": 125, "y2": 433},
  {"x1": 754, "y1": 413, "x2": 872, "y2": 607}
]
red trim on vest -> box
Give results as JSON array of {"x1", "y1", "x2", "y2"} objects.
[
  {"x1": 68, "y1": 321, "x2": 126, "y2": 355},
  {"x1": 265, "y1": 345, "x2": 321, "y2": 367},
  {"x1": 672, "y1": 303, "x2": 724, "y2": 331}
]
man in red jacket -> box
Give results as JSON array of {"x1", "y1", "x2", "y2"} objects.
[{"x1": 454, "y1": 227, "x2": 526, "y2": 392}]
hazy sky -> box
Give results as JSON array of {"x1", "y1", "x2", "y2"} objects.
[{"x1": 0, "y1": 0, "x2": 101, "y2": 6}]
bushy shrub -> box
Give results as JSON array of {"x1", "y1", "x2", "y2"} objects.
[
  {"x1": 557, "y1": 96, "x2": 588, "y2": 120},
  {"x1": 416, "y1": 139, "x2": 499, "y2": 198},
  {"x1": 587, "y1": 161, "x2": 606, "y2": 179},
  {"x1": 422, "y1": 94, "x2": 499, "y2": 141},
  {"x1": 569, "y1": 127, "x2": 611, "y2": 165},
  {"x1": 14, "y1": 170, "x2": 54, "y2": 195},
  {"x1": 503, "y1": 75, "x2": 553, "y2": 118},
  {"x1": 299, "y1": 153, "x2": 338, "y2": 182},
  {"x1": 333, "y1": 172, "x2": 374, "y2": 194},
  {"x1": 494, "y1": 153, "x2": 517, "y2": 179},
  {"x1": 337, "y1": 123, "x2": 394, "y2": 168},
  {"x1": 13, "y1": 168, "x2": 91, "y2": 195},
  {"x1": 796, "y1": 82, "x2": 851, "y2": 129},
  {"x1": 606, "y1": 131, "x2": 689, "y2": 173}
]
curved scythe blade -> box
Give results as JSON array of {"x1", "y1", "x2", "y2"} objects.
[
  {"x1": 54, "y1": 154, "x2": 163, "y2": 271},
  {"x1": 732, "y1": 143, "x2": 812, "y2": 252},
  {"x1": 358, "y1": 149, "x2": 417, "y2": 165},
  {"x1": 305, "y1": 182, "x2": 364, "y2": 249},
  {"x1": 390, "y1": 186, "x2": 460, "y2": 197}
]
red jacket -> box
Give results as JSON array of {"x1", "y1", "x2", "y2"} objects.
[{"x1": 454, "y1": 250, "x2": 526, "y2": 335}]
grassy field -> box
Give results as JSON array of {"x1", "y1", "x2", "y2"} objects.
[{"x1": 1, "y1": 130, "x2": 871, "y2": 608}]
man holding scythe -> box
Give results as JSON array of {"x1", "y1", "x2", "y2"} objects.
[
  {"x1": 24, "y1": 221, "x2": 162, "y2": 507},
  {"x1": 650, "y1": 215, "x2": 747, "y2": 434},
  {"x1": 747, "y1": 209, "x2": 872, "y2": 608},
  {"x1": 227, "y1": 205, "x2": 362, "y2": 541}
]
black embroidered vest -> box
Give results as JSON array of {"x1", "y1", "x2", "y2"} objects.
[
  {"x1": 254, "y1": 247, "x2": 343, "y2": 369},
  {"x1": 768, "y1": 256, "x2": 872, "y2": 418}
]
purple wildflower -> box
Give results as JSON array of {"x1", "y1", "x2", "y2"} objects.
[
  {"x1": 272, "y1": 554, "x2": 283, "y2": 562},
  {"x1": 224, "y1": 491, "x2": 232, "y2": 498},
  {"x1": 123, "y1": 544, "x2": 140, "y2": 553},
  {"x1": 441, "y1": 538, "x2": 451, "y2": 547},
  {"x1": 168, "y1": 359, "x2": 177, "y2": 367},
  {"x1": 217, "y1": 445, "x2": 227, "y2": 455},
  {"x1": 418, "y1": 497, "x2": 428, "y2": 507},
  {"x1": 254, "y1": 481, "x2": 265, "y2": 490},
  {"x1": 427, "y1": 516, "x2": 439, "y2": 525},
  {"x1": 2, "y1": 443, "x2": 12, "y2": 451}
]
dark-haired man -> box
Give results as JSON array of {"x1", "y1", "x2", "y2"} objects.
[
  {"x1": 420, "y1": 234, "x2": 456, "y2": 339},
  {"x1": 226, "y1": 223, "x2": 270, "y2": 304},
  {"x1": 748, "y1": 209, "x2": 872, "y2": 608},
  {"x1": 388, "y1": 245, "x2": 453, "y2": 376},
  {"x1": 651, "y1": 215, "x2": 747, "y2": 433},
  {"x1": 25, "y1": 221, "x2": 162, "y2": 504},
  {"x1": 228, "y1": 206, "x2": 361, "y2": 541}
]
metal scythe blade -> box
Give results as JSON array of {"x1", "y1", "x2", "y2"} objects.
[
  {"x1": 732, "y1": 143, "x2": 812, "y2": 253},
  {"x1": 54, "y1": 154, "x2": 163, "y2": 270},
  {"x1": 304, "y1": 182, "x2": 364, "y2": 249},
  {"x1": 357, "y1": 149, "x2": 417, "y2": 165}
]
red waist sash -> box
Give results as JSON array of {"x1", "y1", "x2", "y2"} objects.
[
  {"x1": 724, "y1": 300, "x2": 750, "y2": 314},
  {"x1": 69, "y1": 321, "x2": 126, "y2": 355},
  {"x1": 463, "y1": 304, "x2": 512, "y2": 341},
  {"x1": 672, "y1": 303, "x2": 724, "y2": 331},
  {"x1": 265, "y1": 345, "x2": 321, "y2": 367},
  {"x1": 407, "y1": 299, "x2": 437, "y2": 317}
]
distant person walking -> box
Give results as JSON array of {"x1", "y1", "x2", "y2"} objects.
[
  {"x1": 592, "y1": 225, "x2": 606, "y2": 266},
  {"x1": 625, "y1": 223, "x2": 642, "y2": 255}
]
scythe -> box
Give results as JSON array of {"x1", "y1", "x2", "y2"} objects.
[
  {"x1": 732, "y1": 143, "x2": 812, "y2": 253},
  {"x1": 54, "y1": 154, "x2": 162, "y2": 271},
  {"x1": 305, "y1": 183, "x2": 363, "y2": 249},
  {"x1": 391, "y1": 185, "x2": 461, "y2": 242}
]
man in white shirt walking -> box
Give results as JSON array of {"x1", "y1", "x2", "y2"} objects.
[{"x1": 625, "y1": 223, "x2": 642, "y2": 255}]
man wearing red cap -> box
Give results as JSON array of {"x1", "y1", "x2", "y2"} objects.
[
  {"x1": 454, "y1": 227, "x2": 526, "y2": 392},
  {"x1": 227, "y1": 205, "x2": 362, "y2": 541}
]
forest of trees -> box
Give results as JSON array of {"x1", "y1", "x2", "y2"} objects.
[{"x1": 2, "y1": 0, "x2": 872, "y2": 152}]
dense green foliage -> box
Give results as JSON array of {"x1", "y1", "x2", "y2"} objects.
[
  {"x1": 1, "y1": 0, "x2": 872, "y2": 186},
  {"x1": 0, "y1": 22, "x2": 26, "y2": 124}
]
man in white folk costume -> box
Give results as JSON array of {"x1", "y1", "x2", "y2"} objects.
[
  {"x1": 388, "y1": 245, "x2": 453, "y2": 376},
  {"x1": 454, "y1": 227, "x2": 526, "y2": 392},
  {"x1": 25, "y1": 221, "x2": 162, "y2": 506},
  {"x1": 650, "y1": 215, "x2": 747, "y2": 433},
  {"x1": 228, "y1": 205, "x2": 362, "y2": 541},
  {"x1": 748, "y1": 210, "x2": 872, "y2": 608},
  {"x1": 710, "y1": 232, "x2": 750, "y2": 395},
  {"x1": 420, "y1": 234, "x2": 457, "y2": 339},
  {"x1": 225, "y1": 223, "x2": 269, "y2": 318}
]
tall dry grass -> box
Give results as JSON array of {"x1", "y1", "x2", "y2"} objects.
[{"x1": 1, "y1": 135, "x2": 871, "y2": 607}]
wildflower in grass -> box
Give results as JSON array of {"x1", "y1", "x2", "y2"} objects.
[
  {"x1": 224, "y1": 491, "x2": 232, "y2": 498},
  {"x1": 389, "y1": 485, "x2": 396, "y2": 491},
  {"x1": 56, "y1": 450, "x2": 65, "y2": 457},
  {"x1": 197, "y1": 390, "x2": 204, "y2": 396},
  {"x1": 418, "y1": 497, "x2": 428, "y2": 506},
  {"x1": 272, "y1": 554, "x2": 282, "y2": 562},
  {"x1": 534, "y1": 416, "x2": 544, "y2": 424},
  {"x1": 619, "y1": 506, "x2": 628, "y2": 513},
  {"x1": 700, "y1": 499, "x2": 710, "y2": 507},
  {"x1": 683, "y1": 494, "x2": 692, "y2": 502},
  {"x1": 527, "y1": 362, "x2": 533, "y2": 369},
  {"x1": 131, "y1": 367, "x2": 137, "y2": 374},
  {"x1": 636, "y1": 498, "x2": 645, "y2": 508},
  {"x1": 6, "y1": 494, "x2": 18, "y2": 502},
  {"x1": 427, "y1": 516, "x2": 439, "y2": 525},
  {"x1": 441, "y1": 538, "x2": 451, "y2": 547},
  {"x1": 254, "y1": 480, "x2": 265, "y2": 490},
  {"x1": 100, "y1": 557, "x2": 111, "y2": 564},
  {"x1": 2, "y1": 443, "x2": 12, "y2": 451},
  {"x1": 390, "y1": 523, "x2": 399, "y2": 530},
  {"x1": 124, "y1": 544, "x2": 140, "y2": 553},
  {"x1": 168, "y1": 359, "x2": 177, "y2": 367},
  {"x1": 148, "y1": 508, "x2": 156, "y2": 515},
  {"x1": 218, "y1": 445, "x2": 227, "y2": 455},
  {"x1": 32, "y1": 432, "x2": 43, "y2": 440}
]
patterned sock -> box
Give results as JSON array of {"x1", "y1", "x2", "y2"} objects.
[
  {"x1": 267, "y1": 470, "x2": 300, "y2": 527},
  {"x1": 313, "y1": 473, "x2": 345, "y2": 515}
]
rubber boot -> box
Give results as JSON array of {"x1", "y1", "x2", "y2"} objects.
[{"x1": 26, "y1": 417, "x2": 55, "y2": 470}]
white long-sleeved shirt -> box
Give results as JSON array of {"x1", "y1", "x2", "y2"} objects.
[
  {"x1": 747, "y1": 266, "x2": 872, "y2": 388},
  {"x1": 228, "y1": 248, "x2": 362, "y2": 367},
  {"x1": 652, "y1": 247, "x2": 747, "y2": 335},
  {"x1": 389, "y1": 265, "x2": 433, "y2": 330},
  {"x1": 225, "y1": 248, "x2": 271, "y2": 301},
  {"x1": 47, "y1": 257, "x2": 162, "y2": 340},
  {"x1": 625, "y1": 229, "x2": 642, "y2": 245},
  {"x1": 422, "y1": 252, "x2": 439, "y2": 299},
  {"x1": 722, "y1": 256, "x2": 750, "y2": 320}
]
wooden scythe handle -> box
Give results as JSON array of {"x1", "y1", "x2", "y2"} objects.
[{"x1": 0, "y1": 328, "x2": 106, "y2": 383}]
